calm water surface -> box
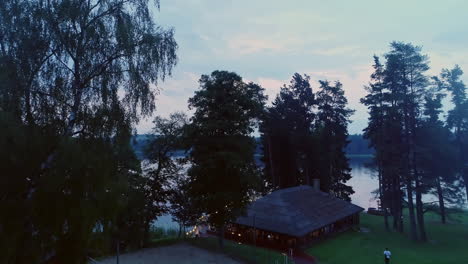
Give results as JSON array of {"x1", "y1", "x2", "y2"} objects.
[
  {"x1": 348, "y1": 156, "x2": 379, "y2": 209},
  {"x1": 154, "y1": 156, "x2": 464, "y2": 228}
]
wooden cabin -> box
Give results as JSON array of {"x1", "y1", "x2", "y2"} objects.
[{"x1": 225, "y1": 185, "x2": 364, "y2": 250}]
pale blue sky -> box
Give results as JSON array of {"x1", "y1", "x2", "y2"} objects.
[{"x1": 138, "y1": 0, "x2": 468, "y2": 134}]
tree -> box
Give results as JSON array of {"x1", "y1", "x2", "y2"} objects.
[
  {"x1": 361, "y1": 56, "x2": 402, "y2": 231},
  {"x1": 168, "y1": 165, "x2": 201, "y2": 237},
  {"x1": 316, "y1": 80, "x2": 355, "y2": 200},
  {"x1": 362, "y1": 42, "x2": 435, "y2": 241},
  {"x1": 142, "y1": 112, "x2": 189, "y2": 242},
  {"x1": 382, "y1": 41, "x2": 431, "y2": 241},
  {"x1": 438, "y1": 66, "x2": 468, "y2": 200},
  {"x1": 260, "y1": 74, "x2": 354, "y2": 200},
  {"x1": 0, "y1": 111, "x2": 137, "y2": 263},
  {"x1": 260, "y1": 73, "x2": 316, "y2": 189},
  {"x1": 187, "y1": 71, "x2": 266, "y2": 247},
  {"x1": 416, "y1": 90, "x2": 460, "y2": 224},
  {"x1": 0, "y1": 0, "x2": 177, "y2": 262}
]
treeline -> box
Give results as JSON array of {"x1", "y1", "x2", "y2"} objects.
[
  {"x1": 147, "y1": 70, "x2": 355, "y2": 248},
  {"x1": 346, "y1": 134, "x2": 374, "y2": 156},
  {"x1": 361, "y1": 42, "x2": 468, "y2": 241},
  {"x1": 133, "y1": 134, "x2": 373, "y2": 159}
]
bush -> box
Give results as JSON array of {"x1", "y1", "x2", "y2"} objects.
[{"x1": 150, "y1": 226, "x2": 179, "y2": 240}]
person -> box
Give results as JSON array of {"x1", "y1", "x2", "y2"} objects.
[{"x1": 384, "y1": 248, "x2": 391, "y2": 264}]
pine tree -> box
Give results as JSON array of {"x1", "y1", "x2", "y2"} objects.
[
  {"x1": 316, "y1": 80, "x2": 355, "y2": 200},
  {"x1": 439, "y1": 66, "x2": 468, "y2": 200},
  {"x1": 362, "y1": 42, "x2": 435, "y2": 241},
  {"x1": 260, "y1": 73, "x2": 316, "y2": 189},
  {"x1": 417, "y1": 90, "x2": 459, "y2": 224}
]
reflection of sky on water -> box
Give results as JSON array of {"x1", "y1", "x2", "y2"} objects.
[
  {"x1": 348, "y1": 156, "x2": 379, "y2": 209},
  {"x1": 347, "y1": 156, "x2": 468, "y2": 209},
  {"x1": 153, "y1": 155, "x2": 466, "y2": 228}
]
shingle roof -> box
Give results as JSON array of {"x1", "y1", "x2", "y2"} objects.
[{"x1": 234, "y1": 185, "x2": 364, "y2": 237}]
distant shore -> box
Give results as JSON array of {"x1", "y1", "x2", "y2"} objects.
[{"x1": 347, "y1": 154, "x2": 374, "y2": 158}]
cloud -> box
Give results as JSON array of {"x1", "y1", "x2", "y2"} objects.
[
  {"x1": 137, "y1": 71, "x2": 199, "y2": 133},
  {"x1": 255, "y1": 77, "x2": 287, "y2": 103},
  {"x1": 305, "y1": 65, "x2": 374, "y2": 134},
  {"x1": 309, "y1": 46, "x2": 363, "y2": 56},
  {"x1": 150, "y1": 0, "x2": 468, "y2": 135},
  {"x1": 227, "y1": 36, "x2": 293, "y2": 55},
  {"x1": 248, "y1": 65, "x2": 373, "y2": 134}
]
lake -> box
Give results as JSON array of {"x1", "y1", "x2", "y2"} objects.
[
  {"x1": 348, "y1": 155, "x2": 379, "y2": 209},
  {"x1": 153, "y1": 155, "x2": 465, "y2": 229}
]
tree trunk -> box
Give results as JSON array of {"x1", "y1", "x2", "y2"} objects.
[
  {"x1": 142, "y1": 220, "x2": 150, "y2": 247},
  {"x1": 383, "y1": 209, "x2": 389, "y2": 231},
  {"x1": 393, "y1": 174, "x2": 404, "y2": 233},
  {"x1": 267, "y1": 135, "x2": 277, "y2": 187},
  {"x1": 436, "y1": 176, "x2": 446, "y2": 224},
  {"x1": 378, "y1": 164, "x2": 390, "y2": 231},
  {"x1": 415, "y1": 177, "x2": 427, "y2": 242},
  {"x1": 464, "y1": 172, "x2": 468, "y2": 203},
  {"x1": 391, "y1": 177, "x2": 398, "y2": 231},
  {"x1": 217, "y1": 225, "x2": 225, "y2": 249},
  {"x1": 406, "y1": 176, "x2": 418, "y2": 241}
]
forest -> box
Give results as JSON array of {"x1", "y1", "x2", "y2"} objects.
[{"x1": 0, "y1": 1, "x2": 467, "y2": 264}]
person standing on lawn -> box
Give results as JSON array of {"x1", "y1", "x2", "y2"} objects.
[{"x1": 384, "y1": 248, "x2": 391, "y2": 264}]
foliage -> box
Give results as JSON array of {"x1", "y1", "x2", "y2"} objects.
[
  {"x1": 0, "y1": 0, "x2": 177, "y2": 262},
  {"x1": 186, "y1": 70, "x2": 266, "y2": 246},
  {"x1": 438, "y1": 65, "x2": 468, "y2": 199},
  {"x1": 149, "y1": 226, "x2": 179, "y2": 241},
  {"x1": 168, "y1": 167, "x2": 201, "y2": 235},
  {"x1": 261, "y1": 73, "x2": 354, "y2": 200},
  {"x1": 0, "y1": 112, "x2": 134, "y2": 263},
  {"x1": 361, "y1": 42, "x2": 467, "y2": 242},
  {"x1": 316, "y1": 80, "x2": 355, "y2": 200},
  {"x1": 261, "y1": 73, "x2": 316, "y2": 189},
  {"x1": 362, "y1": 42, "x2": 431, "y2": 240}
]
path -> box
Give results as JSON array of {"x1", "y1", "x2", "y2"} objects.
[
  {"x1": 95, "y1": 243, "x2": 242, "y2": 264},
  {"x1": 292, "y1": 250, "x2": 317, "y2": 264}
]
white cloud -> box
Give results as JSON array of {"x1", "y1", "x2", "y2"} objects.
[
  {"x1": 136, "y1": 71, "x2": 199, "y2": 133},
  {"x1": 305, "y1": 65, "x2": 374, "y2": 134},
  {"x1": 255, "y1": 77, "x2": 287, "y2": 103}
]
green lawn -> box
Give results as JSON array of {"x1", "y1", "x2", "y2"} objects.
[
  {"x1": 306, "y1": 212, "x2": 468, "y2": 264},
  {"x1": 188, "y1": 237, "x2": 293, "y2": 264}
]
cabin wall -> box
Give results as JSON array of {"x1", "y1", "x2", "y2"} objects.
[
  {"x1": 299, "y1": 213, "x2": 360, "y2": 246},
  {"x1": 225, "y1": 213, "x2": 361, "y2": 250},
  {"x1": 224, "y1": 223, "x2": 297, "y2": 250}
]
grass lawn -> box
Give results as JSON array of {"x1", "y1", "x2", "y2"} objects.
[
  {"x1": 188, "y1": 237, "x2": 293, "y2": 264},
  {"x1": 306, "y1": 212, "x2": 468, "y2": 264}
]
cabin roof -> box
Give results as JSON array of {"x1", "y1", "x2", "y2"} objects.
[{"x1": 234, "y1": 185, "x2": 364, "y2": 237}]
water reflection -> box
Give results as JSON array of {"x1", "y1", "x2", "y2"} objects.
[
  {"x1": 348, "y1": 156, "x2": 378, "y2": 209},
  {"x1": 153, "y1": 155, "x2": 465, "y2": 228}
]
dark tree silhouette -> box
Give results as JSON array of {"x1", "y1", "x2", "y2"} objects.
[{"x1": 186, "y1": 71, "x2": 266, "y2": 248}]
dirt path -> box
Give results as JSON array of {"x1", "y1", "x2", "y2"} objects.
[
  {"x1": 292, "y1": 250, "x2": 317, "y2": 264},
  {"x1": 95, "y1": 243, "x2": 242, "y2": 264}
]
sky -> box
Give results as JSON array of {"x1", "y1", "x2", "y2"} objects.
[{"x1": 138, "y1": 0, "x2": 468, "y2": 135}]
